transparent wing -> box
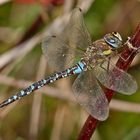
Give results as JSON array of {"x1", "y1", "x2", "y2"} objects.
[
  {"x1": 66, "y1": 8, "x2": 92, "y2": 50},
  {"x1": 42, "y1": 35, "x2": 82, "y2": 71},
  {"x1": 42, "y1": 8, "x2": 91, "y2": 71},
  {"x1": 72, "y1": 71, "x2": 109, "y2": 121},
  {"x1": 94, "y1": 61, "x2": 137, "y2": 95}
]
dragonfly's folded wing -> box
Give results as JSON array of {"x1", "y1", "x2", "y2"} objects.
[
  {"x1": 72, "y1": 71, "x2": 109, "y2": 121},
  {"x1": 42, "y1": 8, "x2": 91, "y2": 71},
  {"x1": 94, "y1": 62, "x2": 137, "y2": 95}
]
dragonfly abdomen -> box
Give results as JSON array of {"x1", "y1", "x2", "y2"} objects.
[
  {"x1": 0, "y1": 61, "x2": 86, "y2": 108},
  {"x1": 73, "y1": 60, "x2": 86, "y2": 74}
]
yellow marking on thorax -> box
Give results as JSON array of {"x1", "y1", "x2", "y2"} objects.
[{"x1": 103, "y1": 49, "x2": 112, "y2": 55}]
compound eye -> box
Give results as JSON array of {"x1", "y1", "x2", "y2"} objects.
[
  {"x1": 108, "y1": 37, "x2": 115, "y2": 44},
  {"x1": 107, "y1": 37, "x2": 118, "y2": 49},
  {"x1": 104, "y1": 33, "x2": 122, "y2": 49}
]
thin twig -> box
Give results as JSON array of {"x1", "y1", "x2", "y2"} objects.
[
  {"x1": 50, "y1": 106, "x2": 66, "y2": 140},
  {"x1": 0, "y1": 34, "x2": 42, "y2": 69},
  {"x1": 0, "y1": 0, "x2": 10, "y2": 5},
  {"x1": 110, "y1": 99, "x2": 140, "y2": 113},
  {"x1": 29, "y1": 56, "x2": 47, "y2": 140}
]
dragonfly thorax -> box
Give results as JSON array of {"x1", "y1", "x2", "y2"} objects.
[
  {"x1": 83, "y1": 32, "x2": 122, "y2": 69},
  {"x1": 83, "y1": 39, "x2": 114, "y2": 69}
]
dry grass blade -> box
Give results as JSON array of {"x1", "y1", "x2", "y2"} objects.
[
  {"x1": 50, "y1": 107, "x2": 66, "y2": 140},
  {"x1": 29, "y1": 56, "x2": 47, "y2": 140},
  {"x1": 0, "y1": 34, "x2": 42, "y2": 69},
  {"x1": 110, "y1": 99, "x2": 140, "y2": 113}
]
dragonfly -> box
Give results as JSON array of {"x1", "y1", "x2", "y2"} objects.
[{"x1": 0, "y1": 8, "x2": 137, "y2": 121}]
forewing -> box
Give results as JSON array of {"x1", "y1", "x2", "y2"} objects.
[
  {"x1": 42, "y1": 36, "x2": 78, "y2": 71},
  {"x1": 65, "y1": 8, "x2": 92, "y2": 50},
  {"x1": 72, "y1": 71, "x2": 109, "y2": 121},
  {"x1": 42, "y1": 8, "x2": 91, "y2": 71},
  {"x1": 94, "y1": 61, "x2": 137, "y2": 95}
]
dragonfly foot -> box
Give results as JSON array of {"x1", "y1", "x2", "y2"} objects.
[{"x1": 125, "y1": 37, "x2": 139, "y2": 52}]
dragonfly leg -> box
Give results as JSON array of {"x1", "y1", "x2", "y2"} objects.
[
  {"x1": 118, "y1": 37, "x2": 140, "y2": 62},
  {"x1": 100, "y1": 57, "x2": 111, "y2": 74},
  {"x1": 107, "y1": 57, "x2": 111, "y2": 72},
  {"x1": 117, "y1": 52, "x2": 134, "y2": 62},
  {"x1": 125, "y1": 37, "x2": 139, "y2": 52},
  {"x1": 100, "y1": 61, "x2": 108, "y2": 72}
]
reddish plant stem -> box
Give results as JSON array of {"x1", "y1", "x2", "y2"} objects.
[{"x1": 77, "y1": 22, "x2": 140, "y2": 140}]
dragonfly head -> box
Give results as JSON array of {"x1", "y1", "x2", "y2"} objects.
[{"x1": 104, "y1": 32, "x2": 122, "y2": 51}]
